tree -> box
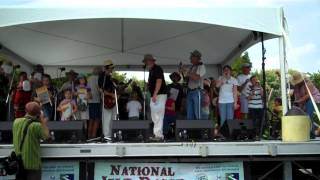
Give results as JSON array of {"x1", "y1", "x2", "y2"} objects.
[{"x1": 231, "y1": 52, "x2": 252, "y2": 76}]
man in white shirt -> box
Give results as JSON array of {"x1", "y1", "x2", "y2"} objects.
[
  {"x1": 186, "y1": 50, "x2": 206, "y2": 120},
  {"x1": 237, "y1": 63, "x2": 252, "y2": 119}
]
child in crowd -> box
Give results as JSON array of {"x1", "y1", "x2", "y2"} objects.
[
  {"x1": 246, "y1": 75, "x2": 264, "y2": 139},
  {"x1": 75, "y1": 74, "x2": 92, "y2": 120},
  {"x1": 13, "y1": 72, "x2": 32, "y2": 118},
  {"x1": 271, "y1": 97, "x2": 282, "y2": 138},
  {"x1": 163, "y1": 93, "x2": 176, "y2": 139},
  {"x1": 126, "y1": 93, "x2": 142, "y2": 120},
  {"x1": 58, "y1": 89, "x2": 78, "y2": 121},
  {"x1": 201, "y1": 85, "x2": 210, "y2": 120}
]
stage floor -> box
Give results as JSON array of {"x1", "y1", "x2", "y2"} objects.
[{"x1": 1, "y1": 139, "x2": 320, "y2": 159}]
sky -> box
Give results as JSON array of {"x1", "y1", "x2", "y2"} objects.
[{"x1": 0, "y1": 0, "x2": 319, "y2": 75}]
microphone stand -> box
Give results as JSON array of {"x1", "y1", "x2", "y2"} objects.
[
  {"x1": 143, "y1": 65, "x2": 147, "y2": 120},
  {"x1": 6, "y1": 67, "x2": 17, "y2": 121}
]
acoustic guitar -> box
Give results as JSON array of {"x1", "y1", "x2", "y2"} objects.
[{"x1": 103, "y1": 79, "x2": 132, "y2": 109}]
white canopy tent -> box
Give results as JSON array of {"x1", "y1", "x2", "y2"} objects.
[{"x1": 0, "y1": 7, "x2": 289, "y2": 113}]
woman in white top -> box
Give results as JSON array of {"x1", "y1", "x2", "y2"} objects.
[{"x1": 216, "y1": 65, "x2": 239, "y2": 134}]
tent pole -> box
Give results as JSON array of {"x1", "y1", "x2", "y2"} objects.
[{"x1": 260, "y1": 32, "x2": 267, "y2": 139}]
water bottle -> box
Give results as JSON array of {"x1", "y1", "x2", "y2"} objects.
[{"x1": 50, "y1": 131, "x2": 55, "y2": 142}]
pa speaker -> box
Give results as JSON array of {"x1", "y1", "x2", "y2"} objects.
[
  {"x1": 227, "y1": 119, "x2": 255, "y2": 141},
  {"x1": 176, "y1": 120, "x2": 214, "y2": 141},
  {"x1": 0, "y1": 121, "x2": 13, "y2": 143},
  {"x1": 111, "y1": 120, "x2": 151, "y2": 142},
  {"x1": 47, "y1": 120, "x2": 86, "y2": 143}
]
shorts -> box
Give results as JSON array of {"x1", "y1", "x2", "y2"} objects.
[
  {"x1": 240, "y1": 94, "x2": 249, "y2": 114},
  {"x1": 89, "y1": 103, "x2": 101, "y2": 120}
]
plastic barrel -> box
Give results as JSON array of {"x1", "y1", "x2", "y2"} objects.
[{"x1": 282, "y1": 115, "x2": 311, "y2": 142}]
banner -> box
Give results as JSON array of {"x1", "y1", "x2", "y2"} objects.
[
  {"x1": 42, "y1": 161, "x2": 79, "y2": 180},
  {"x1": 0, "y1": 161, "x2": 79, "y2": 180},
  {"x1": 95, "y1": 162, "x2": 244, "y2": 180}
]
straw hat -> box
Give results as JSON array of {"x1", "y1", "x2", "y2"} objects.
[
  {"x1": 142, "y1": 54, "x2": 156, "y2": 63},
  {"x1": 104, "y1": 59, "x2": 114, "y2": 68},
  {"x1": 65, "y1": 69, "x2": 79, "y2": 77},
  {"x1": 290, "y1": 72, "x2": 304, "y2": 86},
  {"x1": 190, "y1": 50, "x2": 202, "y2": 59}
]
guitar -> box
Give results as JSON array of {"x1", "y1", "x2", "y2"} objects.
[{"x1": 103, "y1": 79, "x2": 133, "y2": 109}]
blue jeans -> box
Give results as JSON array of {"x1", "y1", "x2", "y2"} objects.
[
  {"x1": 306, "y1": 99, "x2": 316, "y2": 132},
  {"x1": 187, "y1": 90, "x2": 202, "y2": 120},
  {"x1": 219, "y1": 103, "x2": 234, "y2": 126},
  {"x1": 42, "y1": 103, "x2": 53, "y2": 120}
]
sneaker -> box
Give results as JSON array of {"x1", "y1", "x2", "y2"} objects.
[{"x1": 149, "y1": 136, "x2": 164, "y2": 142}]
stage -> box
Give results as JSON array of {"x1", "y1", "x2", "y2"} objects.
[{"x1": 1, "y1": 140, "x2": 320, "y2": 159}]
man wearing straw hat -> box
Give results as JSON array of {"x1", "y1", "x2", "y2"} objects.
[
  {"x1": 98, "y1": 60, "x2": 117, "y2": 140},
  {"x1": 143, "y1": 54, "x2": 167, "y2": 141},
  {"x1": 291, "y1": 72, "x2": 320, "y2": 135}
]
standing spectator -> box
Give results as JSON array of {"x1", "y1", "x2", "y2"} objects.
[
  {"x1": 237, "y1": 63, "x2": 252, "y2": 119},
  {"x1": 216, "y1": 65, "x2": 238, "y2": 137},
  {"x1": 246, "y1": 75, "x2": 264, "y2": 139},
  {"x1": 126, "y1": 93, "x2": 142, "y2": 120},
  {"x1": 186, "y1": 50, "x2": 206, "y2": 120},
  {"x1": 163, "y1": 93, "x2": 176, "y2": 139},
  {"x1": 13, "y1": 72, "x2": 32, "y2": 118},
  {"x1": 143, "y1": 54, "x2": 167, "y2": 141},
  {"x1": 87, "y1": 67, "x2": 101, "y2": 138},
  {"x1": 13, "y1": 102, "x2": 49, "y2": 180}
]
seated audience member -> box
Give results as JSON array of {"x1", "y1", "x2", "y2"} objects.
[
  {"x1": 87, "y1": 67, "x2": 102, "y2": 138},
  {"x1": 57, "y1": 89, "x2": 78, "y2": 121},
  {"x1": 246, "y1": 75, "x2": 264, "y2": 139},
  {"x1": 216, "y1": 65, "x2": 238, "y2": 138},
  {"x1": 13, "y1": 72, "x2": 32, "y2": 118},
  {"x1": 34, "y1": 74, "x2": 57, "y2": 120},
  {"x1": 163, "y1": 92, "x2": 176, "y2": 139},
  {"x1": 75, "y1": 74, "x2": 92, "y2": 120},
  {"x1": 126, "y1": 93, "x2": 142, "y2": 120},
  {"x1": 201, "y1": 84, "x2": 210, "y2": 120}
]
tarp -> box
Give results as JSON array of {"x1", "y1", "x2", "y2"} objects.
[{"x1": 0, "y1": 8, "x2": 283, "y2": 66}]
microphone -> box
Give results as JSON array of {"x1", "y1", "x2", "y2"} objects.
[
  {"x1": 59, "y1": 67, "x2": 66, "y2": 71},
  {"x1": 13, "y1": 65, "x2": 20, "y2": 69}
]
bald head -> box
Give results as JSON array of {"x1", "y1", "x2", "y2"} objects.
[{"x1": 25, "y1": 101, "x2": 41, "y2": 117}]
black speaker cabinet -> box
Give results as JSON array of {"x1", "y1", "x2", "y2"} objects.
[
  {"x1": 47, "y1": 120, "x2": 86, "y2": 143},
  {"x1": 111, "y1": 120, "x2": 151, "y2": 142},
  {"x1": 175, "y1": 120, "x2": 214, "y2": 141},
  {"x1": 227, "y1": 119, "x2": 255, "y2": 141}
]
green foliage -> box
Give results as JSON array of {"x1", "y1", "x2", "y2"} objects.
[
  {"x1": 231, "y1": 52, "x2": 251, "y2": 76},
  {"x1": 308, "y1": 71, "x2": 320, "y2": 89}
]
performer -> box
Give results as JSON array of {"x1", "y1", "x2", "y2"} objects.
[
  {"x1": 186, "y1": 50, "x2": 206, "y2": 120},
  {"x1": 0, "y1": 60, "x2": 10, "y2": 121},
  {"x1": 143, "y1": 54, "x2": 167, "y2": 141},
  {"x1": 60, "y1": 69, "x2": 78, "y2": 94},
  {"x1": 13, "y1": 72, "x2": 32, "y2": 118},
  {"x1": 98, "y1": 60, "x2": 117, "y2": 140},
  {"x1": 216, "y1": 65, "x2": 239, "y2": 138},
  {"x1": 237, "y1": 63, "x2": 252, "y2": 119},
  {"x1": 87, "y1": 67, "x2": 102, "y2": 138}
]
